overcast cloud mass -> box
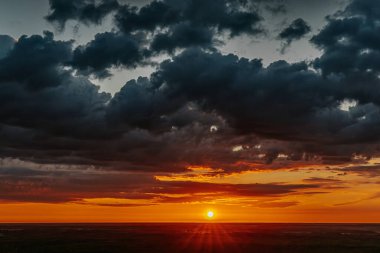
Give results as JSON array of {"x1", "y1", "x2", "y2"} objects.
[{"x1": 1, "y1": 0, "x2": 380, "y2": 220}]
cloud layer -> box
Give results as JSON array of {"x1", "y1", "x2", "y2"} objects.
[{"x1": 2, "y1": 0, "x2": 380, "y2": 205}]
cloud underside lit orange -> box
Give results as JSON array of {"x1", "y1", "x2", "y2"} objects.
[{"x1": 1, "y1": 158, "x2": 380, "y2": 223}]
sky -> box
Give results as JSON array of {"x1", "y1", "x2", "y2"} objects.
[{"x1": 1, "y1": 0, "x2": 380, "y2": 223}]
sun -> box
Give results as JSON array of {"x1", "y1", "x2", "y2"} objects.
[{"x1": 206, "y1": 210, "x2": 215, "y2": 219}]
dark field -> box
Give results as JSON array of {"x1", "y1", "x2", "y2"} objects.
[{"x1": 1, "y1": 223, "x2": 380, "y2": 253}]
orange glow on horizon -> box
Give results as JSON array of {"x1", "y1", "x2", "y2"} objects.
[
  {"x1": 2, "y1": 160, "x2": 380, "y2": 223},
  {"x1": 1, "y1": 199, "x2": 380, "y2": 223}
]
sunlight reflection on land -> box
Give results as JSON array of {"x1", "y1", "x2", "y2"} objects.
[{"x1": 179, "y1": 223, "x2": 238, "y2": 253}]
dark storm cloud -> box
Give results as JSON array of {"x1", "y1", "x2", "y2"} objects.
[
  {"x1": 0, "y1": 37, "x2": 379, "y2": 172},
  {"x1": 143, "y1": 49, "x2": 334, "y2": 142},
  {"x1": 0, "y1": 47, "x2": 373, "y2": 171},
  {"x1": 345, "y1": 0, "x2": 380, "y2": 19},
  {"x1": 46, "y1": 0, "x2": 278, "y2": 37},
  {"x1": 43, "y1": 0, "x2": 279, "y2": 80},
  {"x1": 5, "y1": 0, "x2": 380, "y2": 177},
  {"x1": 106, "y1": 75, "x2": 181, "y2": 131},
  {"x1": 0, "y1": 32, "x2": 111, "y2": 140},
  {"x1": 71, "y1": 32, "x2": 149, "y2": 78},
  {"x1": 114, "y1": 0, "x2": 263, "y2": 37},
  {"x1": 113, "y1": 1, "x2": 180, "y2": 33},
  {"x1": 106, "y1": 77, "x2": 221, "y2": 132},
  {"x1": 46, "y1": 0, "x2": 265, "y2": 38},
  {"x1": 0, "y1": 77, "x2": 110, "y2": 139},
  {"x1": 0, "y1": 31, "x2": 72, "y2": 90},
  {"x1": 0, "y1": 35, "x2": 15, "y2": 59},
  {"x1": 150, "y1": 22, "x2": 215, "y2": 54},
  {"x1": 308, "y1": 0, "x2": 380, "y2": 149},
  {"x1": 278, "y1": 18, "x2": 311, "y2": 52},
  {"x1": 46, "y1": 0, "x2": 119, "y2": 30},
  {"x1": 105, "y1": 44, "x2": 380, "y2": 163},
  {"x1": 45, "y1": 0, "x2": 264, "y2": 72},
  {"x1": 311, "y1": 0, "x2": 380, "y2": 76},
  {"x1": 279, "y1": 18, "x2": 311, "y2": 41}
]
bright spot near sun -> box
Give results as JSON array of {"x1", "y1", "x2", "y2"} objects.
[{"x1": 207, "y1": 211, "x2": 214, "y2": 218}]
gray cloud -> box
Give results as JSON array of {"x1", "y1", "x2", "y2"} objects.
[
  {"x1": 150, "y1": 22, "x2": 216, "y2": 54},
  {"x1": 71, "y1": 32, "x2": 149, "y2": 78},
  {"x1": 278, "y1": 18, "x2": 311, "y2": 53},
  {"x1": 2, "y1": 0, "x2": 380, "y2": 176},
  {"x1": 46, "y1": 0, "x2": 119, "y2": 30},
  {"x1": 44, "y1": 0, "x2": 266, "y2": 78},
  {"x1": 0, "y1": 35, "x2": 15, "y2": 59},
  {"x1": 0, "y1": 31, "x2": 72, "y2": 90},
  {"x1": 114, "y1": 0, "x2": 263, "y2": 37}
]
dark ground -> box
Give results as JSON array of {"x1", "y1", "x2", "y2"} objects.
[{"x1": 0, "y1": 223, "x2": 380, "y2": 253}]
